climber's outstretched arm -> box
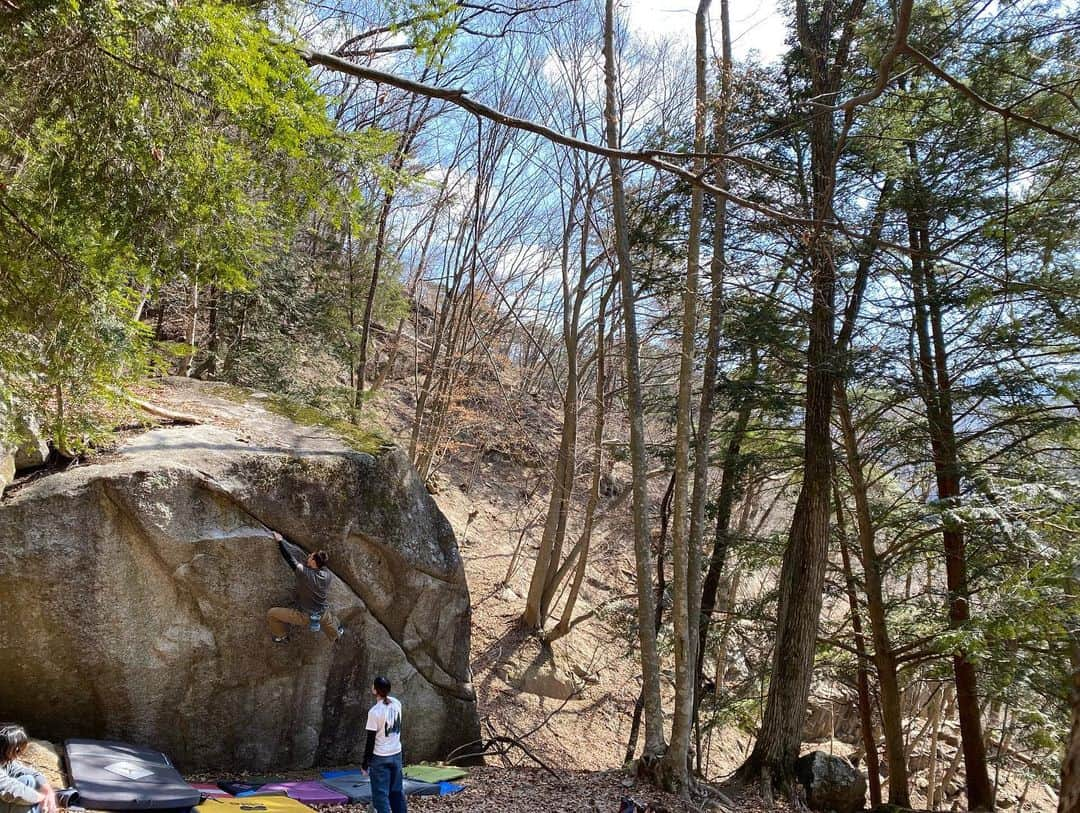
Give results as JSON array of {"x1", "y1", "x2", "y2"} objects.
[{"x1": 273, "y1": 531, "x2": 303, "y2": 571}]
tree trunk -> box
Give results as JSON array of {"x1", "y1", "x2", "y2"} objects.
[
  {"x1": 690, "y1": 0, "x2": 731, "y2": 776},
  {"x1": 549, "y1": 286, "x2": 610, "y2": 641},
  {"x1": 736, "y1": 100, "x2": 838, "y2": 795},
  {"x1": 926, "y1": 684, "x2": 945, "y2": 811},
  {"x1": 355, "y1": 188, "x2": 395, "y2": 397},
  {"x1": 181, "y1": 278, "x2": 199, "y2": 376},
  {"x1": 904, "y1": 153, "x2": 994, "y2": 809},
  {"x1": 409, "y1": 264, "x2": 461, "y2": 465},
  {"x1": 663, "y1": 0, "x2": 711, "y2": 790},
  {"x1": 833, "y1": 481, "x2": 883, "y2": 808},
  {"x1": 524, "y1": 386, "x2": 576, "y2": 626},
  {"x1": 154, "y1": 295, "x2": 166, "y2": 341},
  {"x1": 714, "y1": 566, "x2": 741, "y2": 695},
  {"x1": 373, "y1": 208, "x2": 439, "y2": 395},
  {"x1": 697, "y1": 363, "x2": 754, "y2": 679},
  {"x1": 735, "y1": 0, "x2": 869, "y2": 785},
  {"x1": 355, "y1": 94, "x2": 432, "y2": 403},
  {"x1": 191, "y1": 285, "x2": 219, "y2": 379},
  {"x1": 415, "y1": 287, "x2": 473, "y2": 480},
  {"x1": 835, "y1": 385, "x2": 909, "y2": 805},
  {"x1": 525, "y1": 184, "x2": 593, "y2": 629},
  {"x1": 603, "y1": 0, "x2": 664, "y2": 760},
  {"x1": 1058, "y1": 563, "x2": 1079, "y2": 813},
  {"x1": 625, "y1": 472, "x2": 674, "y2": 766}
]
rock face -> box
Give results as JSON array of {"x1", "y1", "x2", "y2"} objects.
[
  {"x1": 804, "y1": 683, "x2": 862, "y2": 744},
  {"x1": 794, "y1": 751, "x2": 867, "y2": 813},
  {"x1": 497, "y1": 646, "x2": 582, "y2": 701},
  {"x1": 0, "y1": 380, "x2": 479, "y2": 771}
]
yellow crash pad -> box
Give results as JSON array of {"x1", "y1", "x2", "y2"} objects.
[{"x1": 197, "y1": 797, "x2": 317, "y2": 813}]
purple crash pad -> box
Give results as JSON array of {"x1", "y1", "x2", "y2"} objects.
[{"x1": 254, "y1": 782, "x2": 348, "y2": 805}]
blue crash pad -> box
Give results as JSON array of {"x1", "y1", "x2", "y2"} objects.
[{"x1": 320, "y1": 773, "x2": 441, "y2": 802}]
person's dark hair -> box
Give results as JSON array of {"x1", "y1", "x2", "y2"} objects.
[
  {"x1": 373, "y1": 676, "x2": 392, "y2": 705},
  {"x1": 0, "y1": 724, "x2": 29, "y2": 764},
  {"x1": 312, "y1": 550, "x2": 329, "y2": 569}
]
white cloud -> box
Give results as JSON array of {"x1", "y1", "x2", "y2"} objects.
[{"x1": 624, "y1": 0, "x2": 789, "y2": 63}]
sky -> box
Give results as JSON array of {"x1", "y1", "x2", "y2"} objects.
[{"x1": 624, "y1": 0, "x2": 789, "y2": 62}]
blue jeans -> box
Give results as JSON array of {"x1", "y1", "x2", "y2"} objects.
[{"x1": 368, "y1": 752, "x2": 405, "y2": 813}]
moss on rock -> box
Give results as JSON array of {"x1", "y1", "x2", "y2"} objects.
[{"x1": 205, "y1": 383, "x2": 388, "y2": 455}]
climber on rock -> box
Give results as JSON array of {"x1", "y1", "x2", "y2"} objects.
[{"x1": 267, "y1": 531, "x2": 344, "y2": 644}]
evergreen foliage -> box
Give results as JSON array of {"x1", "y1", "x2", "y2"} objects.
[{"x1": 0, "y1": 0, "x2": 391, "y2": 448}]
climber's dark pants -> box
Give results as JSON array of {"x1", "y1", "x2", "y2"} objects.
[
  {"x1": 369, "y1": 753, "x2": 406, "y2": 813},
  {"x1": 266, "y1": 607, "x2": 340, "y2": 642}
]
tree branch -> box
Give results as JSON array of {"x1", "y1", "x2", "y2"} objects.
[
  {"x1": 836, "y1": 0, "x2": 913, "y2": 115},
  {"x1": 298, "y1": 47, "x2": 823, "y2": 228},
  {"x1": 902, "y1": 43, "x2": 1080, "y2": 147}
]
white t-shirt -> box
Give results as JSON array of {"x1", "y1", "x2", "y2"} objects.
[{"x1": 366, "y1": 697, "x2": 403, "y2": 756}]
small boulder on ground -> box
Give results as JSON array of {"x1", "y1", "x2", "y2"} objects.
[
  {"x1": 497, "y1": 643, "x2": 583, "y2": 700},
  {"x1": 13, "y1": 415, "x2": 49, "y2": 470},
  {"x1": 1, "y1": 412, "x2": 49, "y2": 493},
  {"x1": 794, "y1": 750, "x2": 867, "y2": 813},
  {"x1": 0, "y1": 449, "x2": 13, "y2": 493}
]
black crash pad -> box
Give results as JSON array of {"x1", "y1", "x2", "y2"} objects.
[
  {"x1": 64, "y1": 739, "x2": 201, "y2": 811},
  {"x1": 217, "y1": 779, "x2": 284, "y2": 797}
]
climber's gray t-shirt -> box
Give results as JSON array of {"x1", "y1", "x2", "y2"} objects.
[{"x1": 296, "y1": 565, "x2": 330, "y2": 614}]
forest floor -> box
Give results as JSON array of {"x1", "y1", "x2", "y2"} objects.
[
  {"x1": 363, "y1": 381, "x2": 786, "y2": 811},
  {"x1": 370, "y1": 382, "x2": 730, "y2": 772}
]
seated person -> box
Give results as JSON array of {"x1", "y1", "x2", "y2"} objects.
[
  {"x1": 1, "y1": 724, "x2": 57, "y2": 813},
  {"x1": 267, "y1": 531, "x2": 344, "y2": 644}
]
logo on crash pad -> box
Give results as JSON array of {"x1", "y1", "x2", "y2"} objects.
[{"x1": 103, "y1": 761, "x2": 154, "y2": 780}]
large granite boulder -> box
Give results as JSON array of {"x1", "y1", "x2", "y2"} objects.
[
  {"x1": 795, "y1": 750, "x2": 867, "y2": 813},
  {"x1": 0, "y1": 380, "x2": 479, "y2": 771}
]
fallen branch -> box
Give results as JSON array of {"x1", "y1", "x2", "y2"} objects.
[
  {"x1": 114, "y1": 389, "x2": 202, "y2": 425},
  {"x1": 445, "y1": 734, "x2": 561, "y2": 780}
]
